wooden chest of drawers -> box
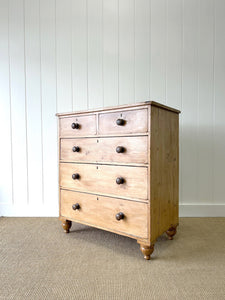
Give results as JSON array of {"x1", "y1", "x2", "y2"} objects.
[{"x1": 57, "y1": 101, "x2": 180, "y2": 260}]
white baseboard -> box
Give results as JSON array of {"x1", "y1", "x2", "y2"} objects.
[
  {"x1": 0, "y1": 203, "x2": 59, "y2": 217},
  {"x1": 0, "y1": 204, "x2": 225, "y2": 217},
  {"x1": 179, "y1": 204, "x2": 225, "y2": 217}
]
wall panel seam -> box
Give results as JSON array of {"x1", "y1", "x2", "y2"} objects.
[
  {"x1": 86, "y1": 0, "x2": 89, "y2": 108},
  {"x1": 196, "y1": 0, "x2": 200, "y2": 205},
  {"x1": 149, "y1": 0, "x2": 151, "y2": 100},
  {"x1": 180, "y1": 0, "x2": 184, "y2": 205},
  {"x1": 39, "y1": 0, "x2": 44, "y2": 205},
  {"x1": 117, "y1": 0, "x2": 119, "y2": 105},
  {"x1": 165, "y1": 0, "x2": 168, "y2": 104},
  {"x1": 8, "y1": 0, "x2": 14, "y2": 205},
  {"x1": 134, "y1": 0, "x2": 135, "y2": 102},
  {"x1": 212, "y1": 0, "x2": 216, "y2": 205},
  {"x1": 55, "y1": 0, "x2": 58, "y2": 112},
  {"x1": 102, "y1": 0, "x2": 104, "y2": 107},
  {"x1": 23, "y1": 0, "x2": 29, "y2": 205}
]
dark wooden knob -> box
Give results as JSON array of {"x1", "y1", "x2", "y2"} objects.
[
  {"x1": 116, "y1": 212, "x2": 124, "y2": 221},
  {"x1": 72, "y1": 203, "x2": 80, "y2": 210},
  {"x1": 71, "y1": 122, "x2": 79, "y2": 129},
  {"x1": 116, "y1": 118, "x2": 125, "y2": 126},
  {"x1": 116, "y1": 177, "x2": 124, "y2": 184},
  {"x1": 72, "y1": 146, "x2": 80, "y2": 152},
  {"x1": 116, "y1": 146, "x2": 125, "y2": 153},
  {"x1": 72, "y1": 173, "x2": 80, "y2": 180}
]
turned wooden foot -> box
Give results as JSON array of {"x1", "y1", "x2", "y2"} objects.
[
  {"x1": 166, "y1": 226, "x2": 177, "y2": 240},
  {"x1": 139, "y1": 244, "x2": 154, "y2": 260},
  {"x1": 62, "y1": 219, "x2": 72, "y2": 233}
]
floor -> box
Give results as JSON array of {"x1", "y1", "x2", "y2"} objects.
[{"x1": 0, "y1": 217, "x2": 225, "y2": 300}]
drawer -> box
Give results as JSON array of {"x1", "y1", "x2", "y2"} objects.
[
  {"x1": 59, "y1": 163, "x2": 148, "y2": 200},
  {"x1": 59, "y1": 114, "x2": 96, "y2": 136},
  {"x1": 60, "y1": 136, "x2": 148, "y2": 164},
  {"x1": 60, "y1": 189, "x2": 148, "y2": 238},
  {"x1": 98, "y1": 108, "x2": 148, "y2": 134}
]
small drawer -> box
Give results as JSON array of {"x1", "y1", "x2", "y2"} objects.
[
  {"x1": 59, "y1": 114, "x2": 96, "y2": 136},
  {"x1": 59, "y1": 163, "x2": 148, "y2": 200},
  {"x1": 60, "y1": 189, "x2": 148, "y2": 238},
  {"x1": 60, "y1": 136, "x2": 148, "y2": 164},
  {"x1": 98, "y1": 108, "x2": 148, "y2": 135}
]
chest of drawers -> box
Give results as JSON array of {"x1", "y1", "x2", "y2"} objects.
[{"x1": 57, "y1": 101, "x2": 180, "y2": 260}]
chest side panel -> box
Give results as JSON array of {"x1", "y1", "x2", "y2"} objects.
[{"x1": 150, "y1": 106, "x2": 179, "y2": 243}]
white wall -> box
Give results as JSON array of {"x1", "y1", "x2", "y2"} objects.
[{"x1": 0, "y1": 0, "x2": 225, "y2": 217}]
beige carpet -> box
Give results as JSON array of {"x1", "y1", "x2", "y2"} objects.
[{"x1": 0, "y1": 218, "x2": 224, "y2": 300}]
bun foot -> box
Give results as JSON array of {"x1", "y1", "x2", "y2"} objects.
[
  {"x1": 139, "y1": 244, "x2": 154, "y2": 260},
  {"x1": 166, "y1": 226, "x2": 177, "y2": 240},
  {"x1": 62, "y1": 219, "x2": 72, "y2": 233}
]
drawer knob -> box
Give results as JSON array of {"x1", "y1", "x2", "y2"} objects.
[
  {"x1": 116, "y1": 212, "x2": 124, "y2": 221},
  {"x1": 116, "y1": 177, "x2": 124, "y2": 185},
  {"x1": 72, "y1": 203, "x2": 80, "y2": 210},
  {"x1": 72, "y1": 173, "x2": 80, "y2": 180},
  {"x1": 71, "y1": 122, "x2": 79, "y2": 129},
  {"x1": 116, "y1": 118, "x2": 125, "y2": 126},
  {"x1": 116, "y1": 146, "x2": 125, "y2": 153},
  {"x1": 72, "y1": 146, "x2": 80, "y2": 152}
]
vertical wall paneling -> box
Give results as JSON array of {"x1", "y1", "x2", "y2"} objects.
[
  {"x1": 150, "y1": 0, "x2": 166, "y2": 103},
  {"x1": 118, "y1": 0, "x2": 135, "y2": 105},
  {"x1": 8, "y1": 0, "x2": 28, "y2": 207},
  {"x1": 56, "y1": 0, "x2": 73, "y2": 112},
  {"x1": 0, "y1": 0, "x2": 12, "y2": 206},
  {"x1": 40, "y1": 0, "x2": 58, "y2": 212},
  {"x1": 181, "y1": 0, "x2": 198, "y2": 204},
  {"x1": 87, "y1": 0, "x2": 103, "y2": 109},
  {"x1": 1, "y1": 0, "x2": 225, "y2": 216},
  {"x1": 134, "y1": 0, "x2": 150, "y2": 102},
  {"x1": 24, "y1": 0, "x2": 43, "y2": 206},
  {"x1": 103, "y1": 0, "x2": 119, "y2": 107},
  {"x1": 166, "y1": 0, "x2": 182, "y2": 110},
  {"x1": 197, "y1": 0, "x2": 214, "y2": 204},
  {"x1": 166, "y1": 0, "x2": 183, "y2": 207},
  {"x1": 214, "y1": 0, "x2": 225, "y2": 204},
  {"x1": 72, "y1": 0, "x2": 88, "y2": 111}
]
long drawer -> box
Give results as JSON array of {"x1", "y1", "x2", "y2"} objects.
[
  {"x1": 60, "y1": 136, "x2": 148, "y2": 164},
  {"x1": 59, "y1": 163, "x2": 148, "y2": 200},
  {"x1": 60, "y1": 189, "x2": 148, "y2": 238}
]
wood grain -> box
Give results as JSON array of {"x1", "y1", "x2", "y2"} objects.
[
  {"x1": 57, "y1": 101, "x2": 180, "y2": 259},
  {"x1": 59, "y1": 163, "x2": 148, "y2": 200},
  {"x1": 60, "y1": 189, "x2": 148, "y2": 238},
  {"x1": 56, "y1": 101, "x2": 180, "y2": 117},
  {"x1": 139, "y1": 243, "x2": 154, "y2": 260},
  {"x1": 61, "y1": 218, "x2": 72, "y2": 233},
  {"x1": 149, "y1": 106, "x2": 179, "y2": 243},
  {"x1": 98, "y1": 108, "x2": 148, "y2": 134},
  {"x1": 60, "y1": 136, "x2": 148, "y2": 164},
  {"x1": 60, "y1": 114, "x2": 96, "y2": 136}
]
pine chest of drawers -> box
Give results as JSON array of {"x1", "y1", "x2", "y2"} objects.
[{"x1": 56, "y1": 101, "x2": 180, "y2": 260}]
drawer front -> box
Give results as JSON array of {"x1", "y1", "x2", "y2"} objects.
[
  {"x1": 98, "y1": 108, "x2": 148, "y2": 134},
  {"x1": 59, "y1": 115, "x2": 96, "y2": 136},
  {"x1": 61, "y1": 189, "x2": 148, "y2": 238},
  {"x1": 59, "y1": 163, "x2": 148, "y2": 200},
  {"x1": 60, "y1": 136, "x2": 148, "y2": 164}
]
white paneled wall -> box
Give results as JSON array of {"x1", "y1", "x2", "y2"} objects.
[{"x1": 0, "y1": 0, "x2": 225, "y2": 216}]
